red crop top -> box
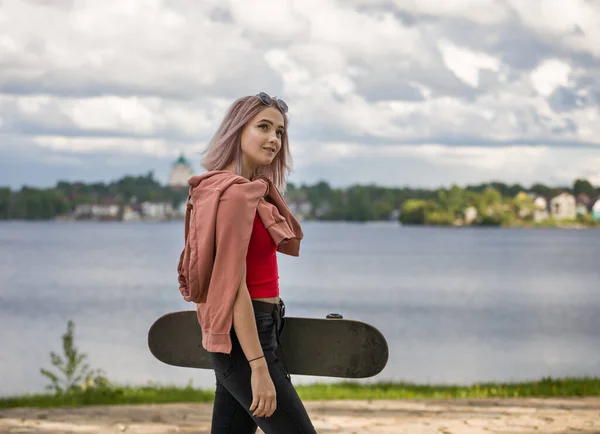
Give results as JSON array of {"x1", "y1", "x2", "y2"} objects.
[{"x1": 245, "y1": 212, "x2": 279, "y2": 298}]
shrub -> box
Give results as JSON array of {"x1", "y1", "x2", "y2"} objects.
[{"x1": 40, "y1": 320, "x2": 109, "y2": 395}]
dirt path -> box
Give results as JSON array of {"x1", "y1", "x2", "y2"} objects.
[{"x1": 1, "y1": 398, "x2": 599, "y2": 433}]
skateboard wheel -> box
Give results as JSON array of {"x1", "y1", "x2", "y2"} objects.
[{"x1": 326, "y1": 313, "x2": 343, "y2": 319}]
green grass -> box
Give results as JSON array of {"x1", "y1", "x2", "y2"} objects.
[
  {"x1": 0, "y1": 385, "x2": 215, "y2": 409},
  {"x1": 295, "y1": 377, "x2": 600, "y2": 400},
  {"x1": 1, "y1": 377, "x2": 599, "y2": 409}
]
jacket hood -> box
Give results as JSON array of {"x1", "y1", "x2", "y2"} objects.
[
  {"x1": 188, "y1": 170, "x2": 272, "y2": 194},
  {"x1": 188, "y1": 170, "x2": 244, "y2": 190}
]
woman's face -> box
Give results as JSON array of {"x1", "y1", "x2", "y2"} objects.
[{"x1": 240, "y1": 107, "x2": 285, "y2": 172}]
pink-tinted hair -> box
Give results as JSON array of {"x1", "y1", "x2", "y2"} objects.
[{"x1": 200, "y1": 95, "x2": 292, "y2": 192}]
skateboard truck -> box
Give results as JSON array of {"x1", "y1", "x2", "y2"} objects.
[{"x1": 326, "y1": 313, "x2": 343, "y2": 319}]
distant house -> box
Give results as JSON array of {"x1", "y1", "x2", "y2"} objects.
[
  {"x1": 289, "y1": 200, "x2": 312, "y2": 220},
  {"x1": 314, "y1": 203, "x2": 331, "y2": 218},
  {"x1": 464, "y1": 206, "x2": 478, "y2": 224},
  {"x1": 122, "y1": 205, "x2": 141, "y2": 222},
  {"x1": 74, "y1": 203, "x2": 120, "y2": 221},
  {"x1": 175, "y1": 201, "x2": 189, "y2": 219},
  {"x1": 550, "y1": 192, "x2": 576, "y2": 220},
  {"x1": 141, "y1": 201, "x2": 174, "y2": 220},
  {"x1": 388, "y1": 209, "x2": 401, "y2": 221},
  {"x1": 576, "y1": 193, "x2": 592, "y2": 207},
  {"x1": 576, "y1": 193, "x2": 592, "y2": 216},
  {"x1": 73, "y1": 204, "x2": 93, "y2": 219},
  {"x1": 533, "y1": 196, "x2": 548, "y2": 222},
  {"x1": 92, "y1": 204, "x2": 120, "y2": 220},
  {"x1": 592, "y1": 199, "x2": 600, "y2": 222}
]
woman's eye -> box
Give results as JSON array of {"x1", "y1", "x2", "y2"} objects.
[
  {"x1": 259, "y1": 124, "x2": 268, "y2": 130},
  {"x1": 276, "y1": 130, "x2": 283, "y2": 137}
]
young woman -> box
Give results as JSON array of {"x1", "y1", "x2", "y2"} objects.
[{"x1": 178, "y1": 93, "x2": 316, "y2": 433}]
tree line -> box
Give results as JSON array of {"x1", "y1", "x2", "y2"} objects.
[
  {"x1": 285, "y1": 178, "x2": 599, "y2": 225},
  {"x1": 0, "y1": 173, "x2": 598, "y2": 223},
  {"x1": 0, "y1": 172, "x2": 187, "y2": 220}
]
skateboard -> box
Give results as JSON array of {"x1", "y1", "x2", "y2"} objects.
[{"x1": 148, "y1": 311, "x2": 389, "y2": 378}]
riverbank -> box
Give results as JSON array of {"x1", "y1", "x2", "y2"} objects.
[
  {"x1": 2, "y1": 378, "x2": 599, "y2": 409},
  {"x1": 2, "y1": 379, "x2": 599, "y2": 433},
  {"x1": 1, "y1": 398, "x2": 599, "y2": 433}
]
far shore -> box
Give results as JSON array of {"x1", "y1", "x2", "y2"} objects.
[{"x1": 1, "y1": 217, "x2": 599, "y2": 229}]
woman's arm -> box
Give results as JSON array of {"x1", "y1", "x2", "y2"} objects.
[
  {"x1": 232, "y1": 264, "x2": 264, "y2": 363},
  {"x1": 232, "y1": 264, "x2": 277, "y2": 418}
]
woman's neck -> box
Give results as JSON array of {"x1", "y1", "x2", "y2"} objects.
[{"x1": 223, "y1": 162, "x2": 256, "y2": 180}]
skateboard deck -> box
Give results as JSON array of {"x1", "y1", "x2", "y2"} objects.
[{"x1": 148, "y1": 311, "x2": 389, "y2": 378}]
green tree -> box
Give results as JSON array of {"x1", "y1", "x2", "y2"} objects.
[
  {"x1": 345, "y1": 185, "x2": 375, "y2": 221},
  {"x1": 400, "y1": 199, "x2": 438, "y2": 225},
  {"x1": 0, "y1": 188, "x2": 11, "y2": 219},
  {"x1": 573, "y1": 179, "x2": 596, "y2": 197},
  {"x1": 305, "y1": 180, "x2": 334, "y2": 218},
  {"x1": 438, "y1": 184, "x2": 465, "y2": 215},
  {"x1": 426, "y1": 209, "x2": 456, "y2": 225},
  {"x1": 9, "y1": 187, "x2": 67, "y2": 219},
  {"x1": 513, "y1": 192, "x2": 535, "y2": 221},
  {"x1": 372, "y1": 201, "x2": 395, "y2": 220},
  {"x1": 529, "y1": 183, "x2": 553, "y2": 199},
  {"x1": 285, "y1": 182, "x2": 297, "y2": 196}
]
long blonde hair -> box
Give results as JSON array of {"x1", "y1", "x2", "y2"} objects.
[{"x1": 201, "y1": 95, "x2": 292, "y2": 192}]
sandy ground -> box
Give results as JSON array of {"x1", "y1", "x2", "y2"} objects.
[{"x1": 1, "y1": 398, "x2": 599, "y2": 433}]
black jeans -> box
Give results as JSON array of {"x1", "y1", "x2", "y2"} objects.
[{"x1": 210, "y1": 300, "x2": 316, "y2": 434}]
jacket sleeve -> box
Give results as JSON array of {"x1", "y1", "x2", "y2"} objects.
[{"x1": 200, "y1": 182, "x2": 265, "y2": 351}]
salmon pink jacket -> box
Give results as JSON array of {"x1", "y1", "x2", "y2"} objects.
[{"x1": 177, "y1": 170, "x2": 303, "y2": 354}]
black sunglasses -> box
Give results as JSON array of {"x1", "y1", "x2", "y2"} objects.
[{"x1": 257, "y1": 92, "x2": 288, "y2": 113}]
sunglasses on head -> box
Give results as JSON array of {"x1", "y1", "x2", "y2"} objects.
[{"x1": 256, "y1": 92, "x2": 288, "y2": 113}]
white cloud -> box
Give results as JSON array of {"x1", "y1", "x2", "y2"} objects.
[
  {"x1": 398, "y1": 0, "x2": 510, "y2": 25},
  {"x1": 1, "y1": 94, "x2": 218, "y2": 139},
  {"x1": 64, "y1": 97, "x2": 157, "y2": 133},
  {"x1": 290, "y1": 140, "x2": 598, "y2": 189},
  {"x1": 551, "y1": 155, "x2": 600, "y2": 186},
  {"x1": 298, "y1": 141, "x2": 549, "y2": 172},
  {"x1": 348, "y1": 0, "x2": 510, "y2": 25},
  {"x1": 1, "y1": 0, "x2": 273, "y2": 98},
  {"x1": 530, "y1": 59, "x2": 572, "y2": 97},
  {"x1": 32, "y1": 136, "x2": 174, "y2": 157},
  {"x1": 410, "y1": 144, "x2": 548, "y2": 171},
  {"x1": 508, "y1": 0, "x2": 600, "y2": 57},
  {"x1": 323, "y1": 10, "x2": 422, "y2": 59},
  {"x1": 1, "y1": 0, "x2": 600, "y2": 190},
  {"x1": 438, "y1": 40, "x2": 501, "y2": 87},
  {"x1": 17, "y1": 95, "x2": 52, "y2": 114},
  {"x1": 229, "y1": 0, "x2": 309, "y2": 40},
  {"x1": 42, "y1": 154, "x2": 84, "y2": 166}
]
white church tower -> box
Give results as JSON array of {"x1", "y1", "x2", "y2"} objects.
[{"x1": 168, "y1": 153, "x2": 194, "y2": 188}]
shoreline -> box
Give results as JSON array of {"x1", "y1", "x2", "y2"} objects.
[
  {"x1": 1, "y1": 398, "x2": 599, "y2": 433},
  {"x1": 1, "y1": 218, "x2": 600, "y2": 228},
  {"x1": 3, "y1": 378, "x2": 600, "y2": 408}
]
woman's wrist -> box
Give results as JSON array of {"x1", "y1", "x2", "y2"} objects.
[
  {"x1": 248, "y1": 355, "x2": 264, "y2": 363},
  {"x1": 249, "y1": 356, "x2": 268, "y2": 371}
]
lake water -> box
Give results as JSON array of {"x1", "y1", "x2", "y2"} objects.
[{"x1": 1, "y1": 221, "x2": 599, "y2": 397}]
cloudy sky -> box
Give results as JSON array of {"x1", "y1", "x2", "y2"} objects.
[{"x1": 2, "y1": 0, "x2": 600, "y2": 190}]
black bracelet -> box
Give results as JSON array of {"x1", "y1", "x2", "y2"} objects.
[{"x1": 248, "y1": 355, "x2": 265, "y2": 363}]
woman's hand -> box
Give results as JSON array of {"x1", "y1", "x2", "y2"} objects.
[{"x1": 249, "y1": 361, "x2": 277, "y2": 417}]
